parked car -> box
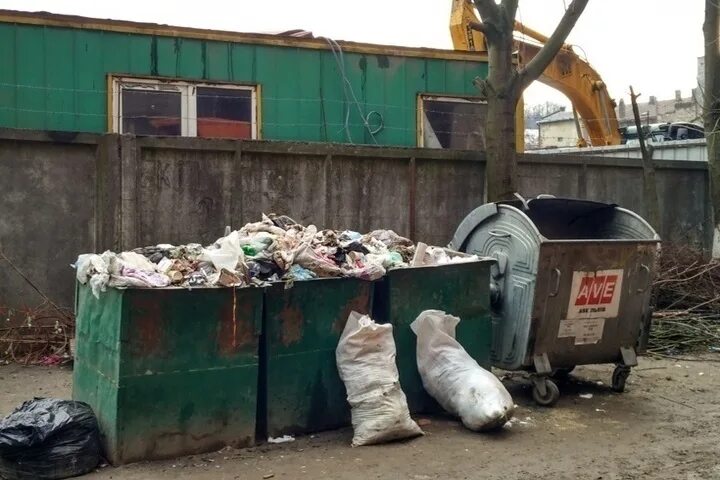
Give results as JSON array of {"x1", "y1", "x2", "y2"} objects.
[{"x1": 620, "y1": 122, "x2": 704, "y2": 144}]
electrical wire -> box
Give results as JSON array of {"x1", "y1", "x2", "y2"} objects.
[{"x1": 320, "y1": 37, "x2": 383, "y2": 144}]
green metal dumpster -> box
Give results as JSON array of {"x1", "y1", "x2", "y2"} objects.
[
  {"x1": 373, "y1": 258, "x2": 495, "y2": 414},
  {"x1": 261, "y1": 278, "x2": 374, "y2": 437},
  {"x1": 73, "y1": 285, "x2": 262, "y2": 464}
]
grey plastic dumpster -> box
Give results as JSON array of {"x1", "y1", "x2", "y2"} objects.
[{"x1": 450, "y1": 195, "x2": 660, "y2": 406}]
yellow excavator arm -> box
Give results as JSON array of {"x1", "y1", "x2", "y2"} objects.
[{"x1": 450, "y1": 0, "x2": 622, "y2": 147}]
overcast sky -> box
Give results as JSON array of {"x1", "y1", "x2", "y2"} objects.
[{"x1": 0, "y1": 0, "x2": 706, "y2": 110}]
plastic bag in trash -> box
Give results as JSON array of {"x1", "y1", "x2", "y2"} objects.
[
  {"x1": 0, "y1": 398, "x2": 101, "y2": 480},
  {"x1": 336, "y1": 312, "x2": 423, "y2": 446},
  {"x1": 118, "y1": 251, "x2": 158, "y2": 272},
  {"x1": 200, "y1": 230, "x2": 246, "y2": 272},
  {"x1": 283, "y1": 264, "x2": 317, "y2": 281},
  {"x1": 411, "y1": 310, "x2": 515, "y2": 431},
  {"x1": 294, "y1": 244, "x2": 343, "y2": 277},
  {"x1": 348, "y1": 261, "x2": 386, "y2": 281}
]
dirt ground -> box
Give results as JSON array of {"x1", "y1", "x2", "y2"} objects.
[{"x1": 2, "y1": 356, "x2": 720, "y2": 480}]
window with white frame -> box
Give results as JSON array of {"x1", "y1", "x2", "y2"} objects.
[
  {"x1": 419, "y1": 95, "x2": 487, "y2": 150},
  {"x1": 111, "y1": 77, "x2": 258, "y2": 139}
]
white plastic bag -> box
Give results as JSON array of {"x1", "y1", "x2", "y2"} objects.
[
  {"x1": 411, "y1": 310, "x2": 515, "y2": 431},
  {"x1": 200, "y1": 231, "x2": 246, "y2": 273},
  {"x1": 336, "y1": 312, "x2": 423, "y2": 446},
  {"x1": 118, "y1": 251, "x2": 158, "y2": 272},
  {"x1": 74, "y1": 253, "x2": 111, "y2": 298}
]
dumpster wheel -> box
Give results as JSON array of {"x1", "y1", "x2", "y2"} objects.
[
  {"x1": 531, "y1": 377, "x2": 560, "y2": 407},
  {"x1": 612, "y1": 365, "x2": 631, "y2": 393}
]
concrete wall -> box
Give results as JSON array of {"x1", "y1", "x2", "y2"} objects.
[{"x1": 0, "y1": 128, "x2": 711, "y2": 310}]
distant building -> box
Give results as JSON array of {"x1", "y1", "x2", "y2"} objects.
[
  {"x1": 615, "y1": 90, "x2": 702, "y2": 127},
  {"x1": 536, "y1": 109, "x2": 587, "y2": 148}
]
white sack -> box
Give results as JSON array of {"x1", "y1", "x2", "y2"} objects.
[
  {"x1": 411, "y1": 310, "x2": 515, "y2": 431},
  {"x1": 336, "y1": 311, "x2": 423, "y2": 446}
]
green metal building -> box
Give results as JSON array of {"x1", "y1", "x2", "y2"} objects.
[{"x1": 0, "y1": 10, "x2": 493, "y2": 148}]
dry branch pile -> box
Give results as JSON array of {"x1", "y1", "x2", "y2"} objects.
[
  {"x1": 0, "y1": 302, "x2": 74, "y2": 365},
  {"x1": 650, "y1": 245, "x2": 720, "y2": 355}
]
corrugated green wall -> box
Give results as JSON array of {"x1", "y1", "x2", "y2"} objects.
[{"x1": 0, "y1": 22, "x2": 488, "y2": 146}]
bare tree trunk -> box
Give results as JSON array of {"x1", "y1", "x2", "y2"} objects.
[
  {"x1": 473, "y1": 0, "x2": 589, "y2": 202},
  {"x1": 705, "y1": 0, "x2": 720, "y2": 257},
  {"x1": 629, "y1": 86, "x2": 660, "y2": 231},
  {"x1": 482, "y1": 17, "x2": 519, "y2": 201},
  {"x1": 485, "y1": 92, "x2": 519, "y2": 201}
]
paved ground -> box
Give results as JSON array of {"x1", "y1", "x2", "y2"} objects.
[{"x1": 2, "y1": 356, "x2": 720, "y2": 480}]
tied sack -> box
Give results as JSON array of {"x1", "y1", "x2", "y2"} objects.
[
  {"x1": 0, "y1": 398, "x2": 101, "y2": 480},
  {"x1": 336, "y1": 312, "x2": 423, "y2": 446},
  {"x1": 411, "y1": 310, "x2": 515, "y2": 431}
]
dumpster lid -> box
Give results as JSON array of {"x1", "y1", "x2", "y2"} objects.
[
  {"x1": 451, "y1": 195, "x2": 660, "y2": 248},
  {"x1": 501, "y1": 196, "x2": 659, "y2": 241}
]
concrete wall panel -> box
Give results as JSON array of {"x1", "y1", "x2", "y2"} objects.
[{"x1": 0, "y1": 130, "x2": 711, "y2": 309}]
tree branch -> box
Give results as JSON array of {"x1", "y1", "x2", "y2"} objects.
[
  {"x1": 515, "y1": 0, "x2": 589, "y2": 91},
  {"x1": 501, "y1": 0, "x2": 519, "y2": 27},
  {"x1": 473, "y1": 0, "x2": 501, "y2": 28},
  {"x1": 630, "y1": 85, "x2": 660, "y2": 230},
  {"x1": 468, "y1": 21, "x2": 486, "y2": 34}
]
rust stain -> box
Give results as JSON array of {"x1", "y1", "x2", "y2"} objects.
[
  {"x1": 232, "y1": 289, "x2": 237, "y2": 349},
  {"x1": 334, "y1": 289, "x2": 372, "y2": 334},
  {"x1": 218, "y1": 290, "x2": 254, "y2": 356},
  {"x1": 278, "y1": 305, "x2": 303, "y2": 346},
  {"x1": 233, "y1": 300, "x2": 255, "y2": 348},
  {"x1": 130, "y1": 293, "x2": 165, "y2": 356}
]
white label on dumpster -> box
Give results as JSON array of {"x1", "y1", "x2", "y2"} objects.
[
  {"x1": 557, "y1": 318, "x2": 606, "y2": 345},
  {"x1": 557, "y1": 319, "x2": 576, "y2": 338},
  {"x1": 566, "y1": 269, "x2": 623, "y2": 319},
  {"x1": 573, "y1": 318, "x2": 606, "y2": 345}
]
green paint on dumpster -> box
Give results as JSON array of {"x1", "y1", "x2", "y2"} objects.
[
  {"x1": 72, "y1": 285, "x2": 262, "y2": 464},
  {"x1": 261, "y1": 278, "x2": 373, "y2": 437},
  {"x1": 373, "y1": 260, "x2": 494, "y2": 414}
]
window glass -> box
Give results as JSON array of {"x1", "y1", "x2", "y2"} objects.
[
  {"x1": 422, "y1": 98, "x2": 486, "y2": 150},
  {"x1": 113, "y1": 78, "x2": 257, "y2": 138},
  {"x1": 197, "y1": 87, "x2": 253, "y2": 139},
  {"x1": 121, "y1": 89, "x2": 181, "y2": 136}
]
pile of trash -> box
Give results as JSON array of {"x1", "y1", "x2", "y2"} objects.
[{"x1": 75, "y1": 214, "x2": 476, "y2": 298}]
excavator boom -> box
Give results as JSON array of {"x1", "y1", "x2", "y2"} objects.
[{"x1": 450, "y1": 0, "x2": 621, "y2": 147}]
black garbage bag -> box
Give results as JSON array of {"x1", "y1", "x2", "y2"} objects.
[{"x1": 0, "y1": 398, "x2": 101, "y2": 480}]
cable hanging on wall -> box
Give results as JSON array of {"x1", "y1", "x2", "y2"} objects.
[{"x1": 321, "y1": 36, "x2": 384, "y2": 144}]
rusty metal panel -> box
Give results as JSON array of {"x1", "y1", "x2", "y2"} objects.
[
  {"x1": 261, "y1": 278, "x2": 373, "y2": 437},
  {"x1": 528, "y1": 241, "x2": 657, "y2": 369},
  {"x1": 0, "y1": 21, "x2": 489, "y2": 147},
  {"x1": 73, "y1": 285, "x2": 262, "y2": 465},
  {"x1": 373, "y1": 260, "x2": 494, "y2": 414}
]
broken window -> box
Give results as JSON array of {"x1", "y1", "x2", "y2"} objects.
[
  {"x1": 419, "y1": 95, "x2": 487, "y2": 150},
  {"x1": 121, "y1": 88, "x2": 182, "y2": 136},
  {"x1": 196, "y1": 87, "x2": 254, "y2": 139},
  {"x1": 111, "y1": 77, "x2": 258, "y2": 139}
]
